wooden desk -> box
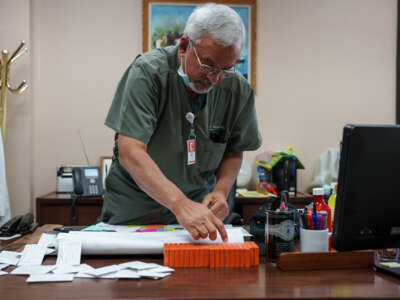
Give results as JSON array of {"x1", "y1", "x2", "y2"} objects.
[
  {"x1": 36, "y1": 192, "x2": 103, "y2": 226},
  {"x1": 0, "y1": 225, "x2": 399, "y2": 299},
  {"x1": 235, "y1": 192, "x2": 313, "y2": 224}
]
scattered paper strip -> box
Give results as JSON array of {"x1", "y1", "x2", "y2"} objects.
[
  {"x1": 38, "y1": 233, "x2": 57, "y2": 248},
  {"x1": 85, "y1": 265, "x2": 121, "y2": 277},
  {"x1": 56, "y1": 239, "x2": 81, "y2": 266},
  {"x1": 100, "y1": 269, "x2": 141, "y2": 279},
  {"x1": 52, "y1": 265, "x2": 81, "y2": 274},
  {"x1": 18, "y1": 245, "x2": 47, "y2": 266},
  {"x1": 26, "y1": 274, "x2": 74, "y2": 283},
  {"x1": 0, "y1": 251, "x2": 21, "y2": 265},
  {"x1": 138, "y1": 271, "x2": 171, "y2": 279},
  {"x1": 119, "y1": 261, "x2": 161, "y2": 271},
  {"x1": 11, "y1": 265, "x2": 56, "y2": 275}
]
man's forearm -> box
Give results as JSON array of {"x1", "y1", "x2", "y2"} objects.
[
  {"x1": 118, "y1": 137, "x2": 186, "y2": 213},
  {"x1": 213, "y1": 151, "x2": 243, "y2": 197}
]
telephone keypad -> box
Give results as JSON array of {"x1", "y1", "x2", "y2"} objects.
[{"x1": 89, "y1": 183, "x2": 99, "y2": 195}]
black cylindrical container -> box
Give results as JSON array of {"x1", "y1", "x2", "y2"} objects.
[{"x1": 265, "y1": 209, "x2": 295, "y2": 262}]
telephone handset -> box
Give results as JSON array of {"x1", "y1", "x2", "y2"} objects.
[
  {"x1": 72, "y1": 167, "x2": 104, "y2": 197},
  {"x1": 0, "y1": 212, "x2": 36, "y2": 237},
  {"x1": 0, "y1": 215, "x2": 22, "y2": 236}
]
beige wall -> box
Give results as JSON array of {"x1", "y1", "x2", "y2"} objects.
[
  {"x1": 31, "y1": 0, "x2": 142, "y2": 201},
  {"x1": 250, "y1": 0, "x2": 396, "y2": 190},
  {"x1": 0, "y1": 0, "x2": 396, "y2": 218},
  {"x1": 0, "y1": 0, "x2": 32, "y2": 216}
]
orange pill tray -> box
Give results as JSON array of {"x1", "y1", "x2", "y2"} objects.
[{"x1": 164, "y1": 241, "x2": 259, "y2": 268}]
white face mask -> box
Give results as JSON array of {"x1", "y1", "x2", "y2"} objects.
[{"x1": 177, "y1": 54, "x2": 214, "y2": 95}]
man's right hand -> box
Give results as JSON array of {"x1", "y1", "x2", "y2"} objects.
[{"x1": 172, "y1": 198, "x2": 228, "y2": 242}]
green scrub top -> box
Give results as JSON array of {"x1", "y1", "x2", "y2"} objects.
[{"x1": 100, "y1": 45, "x2": 262, "y2": 225}]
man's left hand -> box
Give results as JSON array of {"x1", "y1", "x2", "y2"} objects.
[{"x1": 202, "y1": 191, "x2": 229, "y2": 221}]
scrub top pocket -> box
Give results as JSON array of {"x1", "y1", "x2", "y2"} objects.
[{"x1": 198, "y1": 139, "x2": 227, "y2": 178}]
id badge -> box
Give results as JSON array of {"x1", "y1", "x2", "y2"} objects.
[{"x1": 187, "y1": 139, "x2": 196, "y2": 165}]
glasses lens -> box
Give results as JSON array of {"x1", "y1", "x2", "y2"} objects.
[{"x1": 199, "y1": 65, "x2": 213, "y2": 74}]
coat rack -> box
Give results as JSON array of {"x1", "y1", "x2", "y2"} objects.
[{"x1": 0, "y1": 41, "x2": 28, "y2": 142}]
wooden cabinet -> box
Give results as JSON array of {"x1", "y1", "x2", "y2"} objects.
[
  {"x1": 234, "y1": 192, "x2": 313, "y2": 224},
  {"x1": 36, "y1": 192, "x2": 103, "y2": 226},
  {"x1": 36, "y1": 191, "x2": 312, "y2": 226}
]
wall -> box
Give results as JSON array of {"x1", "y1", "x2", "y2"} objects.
[
  {"x1": 249, "y1": 0, "x2": 396, "y2": 190},
  {"x1": 31, "y1": 0, "x2": 142, "y2": 199},
  {"x1": 0, "y1": 0, "x2": 32, "y2": 216},
  {"x1": 1, "y1": 0, "x2": 397, "y2": 217}
]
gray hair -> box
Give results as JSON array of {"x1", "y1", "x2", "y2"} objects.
[{"x1": 183, "y1": 3, "x2": 246, "y2": 49}]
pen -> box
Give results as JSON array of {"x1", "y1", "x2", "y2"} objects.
[
  {"x1": 319, "y1": 211, "x2": 328, "y2": 230},
  {"x1": 307, "y1": 209, "x2": 313, "y2": 230},
  {"x1": 312, "y1": 203, "x2": 319, "y2": 230},
  {"x1": 317, "y1": 213, "x2": 322, "y2": 230},
  {"x1": 297, "y1": 209, "x2": 304, "y2": 228},
  {"x1": 136, "y1": 228, "x2": 161, "y2": 232},
  {"x1": 303, "y1": 207, "x2": 308, "y2": 229}
]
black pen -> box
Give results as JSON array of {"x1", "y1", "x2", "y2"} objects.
[{"x1": 303, "y1": 207, "x2": 308, "y2": 229}]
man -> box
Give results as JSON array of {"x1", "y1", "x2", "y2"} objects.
[{"x1": 100, "y1": 3, "x2": 261, "y2": 242}]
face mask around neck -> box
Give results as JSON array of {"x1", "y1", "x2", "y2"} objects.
[{"x1": 177, "y1": 55, "x2": 213, "y2": 95}]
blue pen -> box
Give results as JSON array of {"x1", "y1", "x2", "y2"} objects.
[{"x1": 312, "y1": 203, "x2": 319, "y2": 230}]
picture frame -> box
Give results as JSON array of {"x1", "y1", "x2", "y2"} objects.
[
  {"x1": 100, "y1": 156, "x2": 113, "y2": 189},
  {"x1": 142, "y1": 0, "x2": 257, "y2": 92}
]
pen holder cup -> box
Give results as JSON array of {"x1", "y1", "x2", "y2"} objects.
[
  {"x1": 300, "y1": 228, "x2": 329, "y2": 252},
  {"x1": 265, "y1": 209, "x2": 295, "y2": 262}
]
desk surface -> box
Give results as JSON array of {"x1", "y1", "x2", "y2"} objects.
[{"x1": 1, "y1": 225, "x2": 399, "y2": 300}]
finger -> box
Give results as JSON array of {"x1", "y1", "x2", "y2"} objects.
[
  {"x1": 211, "y1": 203, "x2": 229, "y2": 221},
  {"x1": 203, "y1": 197, "x2": 216, "y2": 209},
  {"x1": 196, "y1": 224, "x2": 209, "y2": 239},
  {"x1": 186, "y1": 227, "x2": 200, "y2": 240},
  {"x1": 203, "y1": 220, "x2": 217, "y2": 241},
  {"x1": 214, "y1": 217, "x2": 228, "y2": 242}
]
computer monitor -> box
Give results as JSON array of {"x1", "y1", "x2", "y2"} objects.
[{"x1": 332, "y1": 124, "x2": 400, "y2": 251}]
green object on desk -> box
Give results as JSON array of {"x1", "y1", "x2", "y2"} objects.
[{"x1": 83, "y1": 225, "x2": 113, "y2": 232}]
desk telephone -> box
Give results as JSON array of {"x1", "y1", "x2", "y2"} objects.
[
  {"x1": 72, "y1": 167, "x2": 104, "y2": 197},
  {"x1": 69, "y1": 167, "x2": 104, "y2": 222},
  {"x1": 0, "y1": 213, "x2": 37, "y2": 237}
]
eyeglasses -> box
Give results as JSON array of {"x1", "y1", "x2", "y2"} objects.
[{"x1": 190, "y1": 40, "x2": 236, "y2": 77}]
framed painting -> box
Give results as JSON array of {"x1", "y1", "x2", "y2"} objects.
[{"x1": 142, "y1": 0, "x2": 257, "y2": 92}]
